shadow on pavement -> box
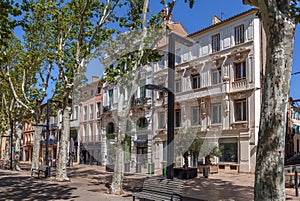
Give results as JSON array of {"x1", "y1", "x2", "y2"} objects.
[
  {"x1": 0, "y1": 174, "x2": 79, "y2": 200},
  {"x1": 184, "y1": 177, "x2": 253, "y2": 201}
]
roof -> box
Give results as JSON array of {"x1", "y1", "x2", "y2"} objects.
[
  {"x1": 167, "y1": 22, "x2": 188, "y2": 36},
  {"x1": 189, "y1": 8, "x2": 259, "y2": 38}
]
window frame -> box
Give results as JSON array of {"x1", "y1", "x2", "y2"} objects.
[
  {"x1": 234, "y1": 24, "x2": 245, "y2": 45},
  {"x1": 191, "y1": 74, "x2": 201, "y2": 89},
  {"x1": 235, "y1": 99, "x2": 247, "y2": 121},
  {"x1": 158, "y1": 112, "x2": 165, "y2": 129},
  {"x1": 212, "y1": 33, "x2": 220, "y2": 52},
  {"x1": 212, "y1": 103, "x2": 222, "y2": 124},
  {"x1": 234, "y1": 61, "x2": 246, "y2": 81},
  {"x1": 211, "y1": 69, "x2": 222, "y2": 85},
  {"x1": 192, "y1": 106, "x2": 201, "y2": 125}
]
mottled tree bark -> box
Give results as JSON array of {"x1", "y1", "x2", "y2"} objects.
[
  {"x1": 2, "y1": 134, "x2": 10, "y2": 169},
  {"x1": 31, "y1": 126, "x2": 42, "y2": 170},
  {"x1": 14, "y1": 125, "x2": 22, "y2": 171},
  {"x1": 56, "y1": 106, "x2": 71, "y2": 181},
  {"x1": 242, "y1": 0, "x2": 295, "y2": 200}
]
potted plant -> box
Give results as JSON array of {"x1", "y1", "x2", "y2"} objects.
[{"x1": 198, "y1": 144, "x2": 221, "y2": 177}]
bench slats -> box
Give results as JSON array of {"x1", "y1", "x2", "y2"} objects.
[{"x1": 133, "y1": 178, "x2": 184, "y2": 201}]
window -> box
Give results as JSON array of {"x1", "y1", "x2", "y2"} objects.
[
  {"x1": 192, "y1": 74, "x2": 201, "y2": 89},
  {"x1": 90, "y1": 104, "x2": 94, "y2": 120},
  {"x1": 234, "y1": 24, "x2": 244, "y2": 45},
  {"x1": 108, "y1": 89, "x2": 113, "y2": 105},
  {"x1": 90, "y1": 123, "x2": 93, "y2": 141},
  {"x1": 235, "y1": 99, "x2": 247, "y2": 121},
  {"x1": 91, "y1": 89, "x2": 94, "y2": 96},
  {"x1": 212, "y1": 103, "x2": 222, "y2": 124},
  {"x1": 73, "y1": 106, "x2": 79, "y2": 119},
  {"x1": 175, "y1": 109, "x2": 181, "y2": 127},
  {"x1": 84, "y1": 106, "x2": 87, "y2": 121},
  {"x1": 140, "y1": 79, "x2": 146, "y2": 98},
  {"x1": 235, "y1": 62, "x2": 246, "y2": 81},
  {"x1": 212, "y1": 34, "x2": 220, "y2": 52},
  {"x1": 137, "y1": 117, "x2": 148, "y2": 130},
  {"x1": 219, "y1": 139, "x2": 238, "y2": 163},
  {"x1": 159, "y1": 112, "x2": 165, "y2": 129},
  {"x1": 212, "y1": 69, "x2": 221, "y2": 85},
  {"x1": 175, "y1": 79, "x2": 182, "y2": 93},
  {"x1": 192, "y1": 106, "x2": 201, "y2": 125},
  {"x1": 97, "y1": 87, "x2": 101, "y2": 94},
  {"x1": 96, "y1": 102, "x2": 101, "y2": 119}
]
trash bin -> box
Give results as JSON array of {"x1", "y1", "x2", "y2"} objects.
[
  {"x1": 148, "y1": 163, "x2": 155, "y2": 175},
  {"x1": 136, "y1": 163, "x2": 141, "y2": 173},
  {"x1": 161, "y1": 161, "x2": 167, "y2": 177},
  {"x1": 203, "y1": 166, "x2": 210, "y2": 178}
]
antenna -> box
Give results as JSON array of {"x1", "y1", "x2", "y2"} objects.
[{"x1": 221, "y1": 12, "x2": 224, "y2": 20}]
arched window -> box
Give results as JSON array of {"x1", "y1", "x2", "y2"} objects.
[
  {"x1": 137, "y1": 117, "x2": 148, "y2": 130},
  {"x1": 106, "y1": 122, "x2": 115, "y2": 140}
]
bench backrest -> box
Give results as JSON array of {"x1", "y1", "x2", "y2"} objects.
[{"x1": 142, "y1": 178, "x2": 184, "y2": 196}]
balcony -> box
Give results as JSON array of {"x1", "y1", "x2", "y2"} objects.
[
  {"x1": 82, "y1": 135, "x2": 101, "y2": 142},
  {"x1": 231, "y1": 79, "x2": 248, "y2": 91},
  {"x1": 134, "y1": 97, "x2": 146, "y2": 106},
  {"x1": 103, "y1": 106, "x2": 111, "y2": 113}
]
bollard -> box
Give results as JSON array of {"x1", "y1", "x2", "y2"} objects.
[{"x1": 295, "y1": 170, "x2": 298, "y2": 197}]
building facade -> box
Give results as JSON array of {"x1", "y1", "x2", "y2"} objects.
[
  {"x1": 102, "y1": 8, "x2": 264, "y2": 173},
  {"x1": 79, "y1": 76, "x2": 103, "y2": 165}
]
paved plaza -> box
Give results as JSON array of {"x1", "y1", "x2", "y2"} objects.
[{"x1": 0, "y1": 162, "x2": 298, "y2": 201}]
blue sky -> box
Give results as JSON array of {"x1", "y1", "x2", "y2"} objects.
[{"x1": 86, "y1": 0, "x2": 299, "y2": 99}]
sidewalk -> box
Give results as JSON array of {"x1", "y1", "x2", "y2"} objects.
[{"x1": 0, "y1": 162, "x2": 299, "y2": 201}]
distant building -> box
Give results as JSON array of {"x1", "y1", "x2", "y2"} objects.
[{"x1": 78, "y1": 76, "x2": 104, "y2": 165}]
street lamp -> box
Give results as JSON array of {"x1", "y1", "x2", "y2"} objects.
[
  {"x1": 167, "y1": 32, "x2": 193, "y2": 179},
  {"x1": 146, "y1": 33, "x2": 193, "y2": 179}
]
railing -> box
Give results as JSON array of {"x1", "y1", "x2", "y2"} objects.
[
  {"x1": 232, "y1": 79, "x2": 247, "y2": 90},
  {"x1": 82, "y1": 135, "x2": 101, "y2": 142},
  {"x1": 134, "y1": 97, "x2": 146, "y2": 106},
  {"x1": 103, "y1": 106, "x2": 111, "y2": 113}
]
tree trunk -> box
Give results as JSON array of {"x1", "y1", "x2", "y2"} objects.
[
  {"x1": 111, "y1": 141, "x2": 125, "y2": 194},
  {"x1": 2, "y1": 134, "x2": 10, "y2": 169},
  {"x1": 254, "y1": 1, "x2": 295, "y2": 200},
  {"x1": 14, "y1": 125, "x2": 22, "y2": 171},
  {"x1": 31, "y1": 126, "x2": 42, "y2": 170},
  {"x1": 56, "y1": 106, "x2": 71, "y2": 181}
]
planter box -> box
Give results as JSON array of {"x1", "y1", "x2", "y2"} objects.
[
  {"x1": 198, "y1": 165, "x2": 218, "y2": 174},
  {"x1": 174, "y1": 167, "x2": 198, "y2": 179}
]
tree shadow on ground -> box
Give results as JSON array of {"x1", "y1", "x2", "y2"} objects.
[
  {"x1": 183, "y1": 177, "x2": 254, "y2": 201},
  {"x1": 0, "y1": 174, "x2": 78, "y2": 200}
]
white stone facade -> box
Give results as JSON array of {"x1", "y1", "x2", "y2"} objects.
[{"x1": 102, "y1": 8, "x2": 264, "y2": 173}]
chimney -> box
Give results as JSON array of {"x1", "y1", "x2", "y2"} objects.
[
  {"x1": 212, "y1": 15, "x2": 222, "y2": 25},
  {"x1": 92, "y1": 76, "x2": 99, "y2": 82}
]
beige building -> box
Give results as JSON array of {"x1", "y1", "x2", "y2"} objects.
[{"x1": 78, "y1": 76, "x2": 104, "y2": 165}]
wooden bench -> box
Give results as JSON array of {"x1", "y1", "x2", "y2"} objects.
[
  {"x1": 31, "y1": 165, "x2": 49, "y2": 178},
  {"x1": 133, "y1": 177, "x2": 184, "y2": 201}
]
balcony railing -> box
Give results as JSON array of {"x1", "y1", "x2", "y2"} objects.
[
  {"x1": 82, "y1": 135, "x2": 101, "y2": 142},
  {"x1": 103, "y1": 106, "x2": 111, "y2": 113},
  {"x1": 134, "y1": 97, "x2": 146, "y2": 106},
  {"x1": 232, "y1": 79, "x2": 247, "y2": 90}
]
